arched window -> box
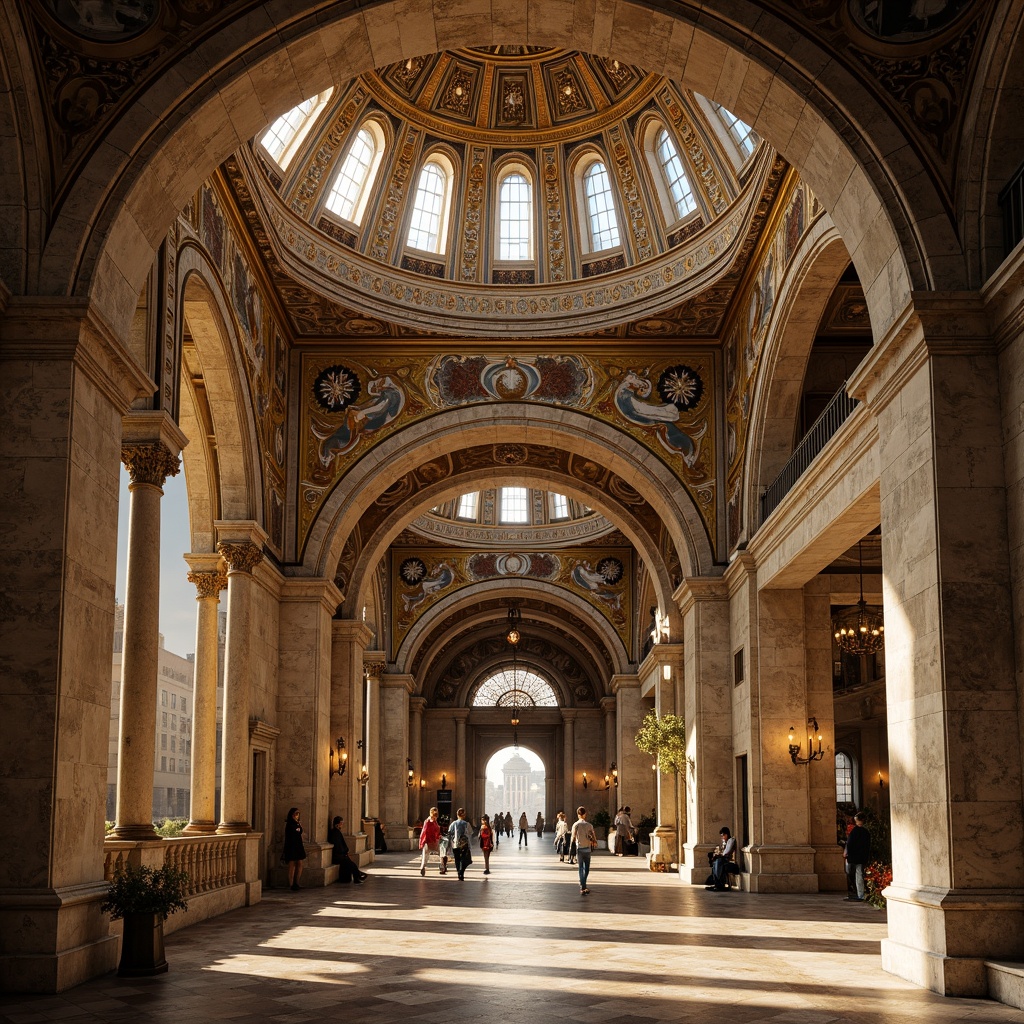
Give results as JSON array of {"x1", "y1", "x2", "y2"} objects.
[
  {"x1": 324, "y1": 123, "x2": 385, "y2": 225},
  {"x1": 656, "y1": 129, "x2": 697, "y2": 219},
  {"x1": 713, "y1": 102, "x2": 757, "y2": 160},
  {"x1": 472, "y1": 669, "x2": 559, "y2": 707},
  {"x1": 835, "y1": 751, "x2": 855, "y2": 804},
  {"x1": 457, "y1": 492, "x2": 479, "y2": 519},
  {"x1": 260, "y1": 89, "x2": 333, "y2": 170},
  {"x1": 549, "y1": 492, "x2": 569, "y2": 520},
  {"x1": 583, "y1": 160, "x2": 621, "y2": 251},
  {"x1": 407, "y1": 159, "x2": 452, "y2": 253},
  {"x1": 498, "y1": 172, "x2": 533, "y2": 260}
]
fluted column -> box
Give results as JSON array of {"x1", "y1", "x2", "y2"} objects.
[
  {"x1": 112, "y1": 414, "x2": 186, "y2": 840},
  {"x1": 183, "y1": 555, "x2": 226, "y2": 834},
  {"x1": 409, "y1": 696, "x2": 426, "y2": 821},
  {"x1": 561, "y1": 709, "x2": 576, "y2": 813},
  {"x1": 216, "y1": 526, "x2": 265, "y2": 834},
  {"x1": 453, "y1": 709, "x2": 469, "y2": 809}
]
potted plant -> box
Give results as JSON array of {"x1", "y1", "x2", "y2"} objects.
[
  {"x1": 101, "y1": 864, "x2": 189, "y2": 976},
  {"x1": 590, "y1": 809, "x2": 612, "y2": 848},
  {"x1": 635, "y1": 710, "x2": 688, "y2": 868}
]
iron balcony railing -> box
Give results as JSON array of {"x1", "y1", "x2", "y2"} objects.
[
  {"x1": 759, "y1": 385, "x2": 859, "y2": 523},
  {"x1": 1000, "y1": 159, "x2": 1024, "y2": 257}
]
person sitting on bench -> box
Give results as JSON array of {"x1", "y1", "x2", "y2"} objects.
[{"x1": 706, "y1": 827, "x2": 739, "y2": 891}]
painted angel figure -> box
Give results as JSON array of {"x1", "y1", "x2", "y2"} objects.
[
  {"x1": 312, "y1": 375, "x2": 405, "y2": 467},
  {"x1": 613, "y1": 369, "x2": 706, "y2": 467},
  {"x1": 401, "y1": 561, "x2": 455, "y2": 613}
]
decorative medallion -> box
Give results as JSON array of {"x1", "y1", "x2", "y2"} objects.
[
  {"x1": 494, "y1": 443, "x2": 529, "y2": 465},
  {"x1": 314, "y1": 364, "x2": 361, "y2": 411},
  {"x1": 595, "y1": 557, "x2": 624, "y2": 584},
  {"x1": 658, "y1": 365, "x2": 704, "y2": 411},
  {"x1": 45, "y1": 0, "x2": 159, "y2": 41},
  {"x1": 399, "y1": 557, "x2": 428, "y2": 585}
]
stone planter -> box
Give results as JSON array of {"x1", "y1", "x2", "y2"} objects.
[{"x1": 117, "y1": 912, "x2": 168, "y2": 977}]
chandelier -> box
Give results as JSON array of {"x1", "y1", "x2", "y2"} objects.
[{"x1": 832, "y1": 540, "x2": 884, "y2": 655}]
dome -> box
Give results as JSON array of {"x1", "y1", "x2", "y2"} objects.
[
  {"x1": 502, "y1": 753, "x2": 532, "y2": 773},
  {"x1": 242, "y1": 47, "x2": 765, "y2": 336}
]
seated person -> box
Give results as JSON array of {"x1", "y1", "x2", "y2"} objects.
[
  {"x1": 327, "y1": 815, "x2": 368, "y2": 884},
  {"x1": 706, "y1": 826, "x2": 739, "y2": 891}
]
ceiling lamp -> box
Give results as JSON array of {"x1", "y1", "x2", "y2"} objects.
[
  {"x1": 506, "y1": 604, "x2": 522, "y2": 744},
  {"x1": 832, "y1": 540, "x2": 884, "y2": 656}
]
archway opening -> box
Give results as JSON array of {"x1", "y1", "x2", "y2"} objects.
[{"x1": 485, "y1": 746, "x2": 547, "y2": 825}]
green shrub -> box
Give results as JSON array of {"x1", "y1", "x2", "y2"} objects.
[
  {"x1": 590, "y1": 809, "x2": 612, "y2": 830},
  {"x1": 154, "y1": 817, "x2": 188, "y2": 838}
]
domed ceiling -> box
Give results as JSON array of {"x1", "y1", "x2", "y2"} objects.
[{"x1": 226, "y1": 46, "x2": 788, "y2": 338}]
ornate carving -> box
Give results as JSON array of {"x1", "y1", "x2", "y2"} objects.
[
  {"x1": 218, "y1": 542, "x2": 264, "y2": 574},
  {"x1": 661, "y1": 87, "x2": 728, "y2": 216},
  {"x1": 316, "y1": 217, "x2": 357, "y2": 248},
  {"x1": 188, "y1": 570, "x2": 228, "y2": 599},
  {"x1": 551, "y1": 66, "x2": 587, "y2": 117},
  {"x1": 401, "y1": 255, "x2": 446, "y2": 278},
  {"x1": 289, "y1": 86, "x2": 367, "y2": 217},
  {"x1": 121, "y1": 443, "x2": 180, "y2": 486},
  {"x1": 459, "y1": 149, "x2": 486, "y2": 282},
  {"x1": 436, "y1": 64, "x2": 475, "y2": 117},
  {"x1": 492, "y1": 268, "x2": 535, "y2": 284},
  {"x1": 582, "y1": 253, "x2": 625, "y2": 277},
  {"x1": 608, "y1": 125, "x2": 652, "y2": 260},
  {"x1": 370, "y1": 128, "x2": 419, "y2": 262},
  {"x1": 497, "y1": 76, "x2": 529, "y2": 127},
  {"x1": 542, "y1": 148, "x2": 565, "y2": 283}
]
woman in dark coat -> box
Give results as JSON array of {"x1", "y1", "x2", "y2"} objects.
[
  {"x1": 283, "y1": 807, "x2": 307, "y2": 891},
  {"x1": 328, "y1": 815, "x2": 367, "y2": 884}
]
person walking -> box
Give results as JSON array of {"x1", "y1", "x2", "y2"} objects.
[
  {"x1": 504, "y1": 811, "x2": 513, "y2": 838},
  {"x1": 418, "y1": 806, "x2": 442, "y2": 876},
  {"x1": 447, "y1": 807, "x2": 473, "y2": 881},
  {"x1": 518, "y1": 811, "x2": 529, "y2": 846},
  {"x1": 479, "y1": 814, "x2": 494, "y2": 874},
  {"x1": 844, "y1": 813, "x2": 872, "y2": 901},
  {"x1": 553, "y1": 810, "x2": 570, "y2": 862},
  {"x1": 283, "y1": 807, "x2": 307, "y2": 891},
  {"x1": 570, "y1": 806, "x2": 597, "y2": 895},
  {"x1": 535, "y1": 812, "x2": 545, "y2": 838}
]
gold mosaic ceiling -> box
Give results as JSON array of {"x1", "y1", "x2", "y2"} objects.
[{"x1": 373, "y1": 46, "x2": 656, "y2": 138}]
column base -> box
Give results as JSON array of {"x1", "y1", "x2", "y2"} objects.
[
  {"x1": 679, "y1": 843, "x2": 717, "y2": 884},
  {"x1": 882, "y1": 883, "x2": 1024, "y2": 997},
  {"x1": 745, "y1": 844, "x2": 818, "y2": 892},
  {"x1": 384, "y1": 824, "x2": 416, "y2": 851},
  {"x1": 216, "y1": 821, "x2": 251, "y2": 835},
  {"x1": 650, "y1": 825, "x2": 677, "y2": 866},
  {"x1": 0, "y1": 884, "x2": 119, "y2": 994},
  {"x1": 181, "y1": 821, "x2": 218, "y2": 835},
  {"x1": 109, "y1": 824, "x2": 159, "y2": 842}
]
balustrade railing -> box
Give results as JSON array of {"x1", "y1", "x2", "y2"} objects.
[
  {"x1": 759, "y1": 385, "x2": 859, "y2": 524},
  {"x1": 104, "y1": 834, "x2": 242, "y2": 898}
]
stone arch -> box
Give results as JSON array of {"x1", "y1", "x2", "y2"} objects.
[
  {"x1": 395, "y1": 577, "x2": 631, "y2": 682},
  {"x1": 335, "y1": 456, "x2": 682, "y2": 636},
  {"x1": 177, "y1": 245, "x2": 262, "y2": 549},
  {"x1": 961, "y1": 5, "x2": 1024, "y2": 283},
  {"x1": 743, "y1": 222, "x2": 855, "y2": 533},
  {"x1": 43, "y1": 0, "x2": 952, "y2": 349}
]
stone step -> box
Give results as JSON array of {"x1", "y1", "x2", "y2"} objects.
[{"x1": 986, "y1": 960, "x2": 1024, "y2": 1011}]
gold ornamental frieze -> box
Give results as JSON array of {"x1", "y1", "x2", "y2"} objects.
[
  {"x1": 390, "y1": 546, "x2": 634, "y2": 651},
  {"x1": 299, "y1": 351, "x2": 716, "y2": 553}
]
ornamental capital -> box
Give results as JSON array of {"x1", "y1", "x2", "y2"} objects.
[
  {"x1": 121, "y1": 442, "x2": 181, "y2": 486},
  {"x1": 187, "y1": 570, "x2": 228, "y2": 599},
  {"x1": 218, "y1": 541, "x2": 265, "y2": 574}
]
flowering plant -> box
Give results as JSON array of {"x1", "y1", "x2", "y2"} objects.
[{"x1": 864, "y1": 860, "x2": 892, "y2": 909}]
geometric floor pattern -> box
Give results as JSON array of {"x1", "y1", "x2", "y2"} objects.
[{"x1": 2, "y1": 842, "x2": 1020, "y2": 1024}]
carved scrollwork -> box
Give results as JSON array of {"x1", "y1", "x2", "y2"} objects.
[
  {"x1": 121, "y1": 443, "x2": 181, "y2": 486},
  {"x1": 217, "y1": 541, "x2": 264, "y2": 574},
  {"x1": 187, "y1": 570, "x2": 228, "y2": 599}
]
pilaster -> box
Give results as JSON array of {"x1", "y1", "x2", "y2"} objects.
[
  {"x1": 380, "y1": 674, "x2": 416, "y2": 848},
  {"x1": 330, "y1": 620, "x2": 373, "y2": 838}
]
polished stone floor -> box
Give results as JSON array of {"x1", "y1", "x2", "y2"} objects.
[{"x1": 2, "y1": 843, "x2": 1019, "y2": 1024}]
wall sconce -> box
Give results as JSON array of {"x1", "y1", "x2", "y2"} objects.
[
  {"x1": 420, "y1": 778, "x2": 426, "y2": 789},
  {"x1": 358, "y1": 764, "x2": 370, "y2": 785},
  {"x1": 329, "y1": 736, "x2": 347, "y2": 779},
  {"x1": 441, "y1": 773, "x2": 447, "y2": 790},
  {"x1": 788, "y1": 718, "x2": 824, "y2": 765},
  {"x1": 662, "y1": 663, "x2": 671, "y2": 680},
  {"x1": 582, "y1": 771, "x2": 589, "y2": 789},
  {"x1": 605, "y1": 761, "x2": 618, "y2": 789},
  {"x1": 406, "y1": 757, "x2": 415, "y2": 788},
  {"x1": 878, "y1": 770, "x2": 885, "y2": 789}
]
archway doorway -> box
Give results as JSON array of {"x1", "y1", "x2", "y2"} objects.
[{"x1": 485, "y1": 745, "x2": 547, "y2": 825}]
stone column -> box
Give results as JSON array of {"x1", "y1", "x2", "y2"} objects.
[
  {"x1": 330, "y1": 620, "x2": 372, "y2": 837},
  {"x1": 601, "y1": 696, "x2": 617, "y2": 817},
  {"x1": 112, "y1": 412, "x2": 187, "y2": 840},
  {"x1": 276, "y1": 577, "x2": 342, "y2": 882},
  {"x1": 561, "y1": 709, "x2": 576, "y2": 812},
  {"x1": 848, "y1": 297, "x2": 1024, "y2": 995},
  {"x1": 409, "y1": 696, "x2": 426, "y2": 822},
  {"x1": 381, "y1": 673, "x2": 415, "y2": 848},
  {"x1": 0, "y1": 300, "x2": 151, "y2": 990},
  {"x1": 363, "y1": 657, "x2": 384, "y2": 821},
  {"x1": 216, "y1": 523, "x2": 266, "y2": 834},
  {"x1": 183, "y1": 554, "x2": 227, "y2": 834},
  {"x1": 612, "y1": 674, "x2": 651, "y2": 816},
  {"x1": 678, "y1": 577, "x2": 732, "y2": 883},
  {"x1": 453, "y1": 708, "x2": 470, "y2": 809},
  {"x1": 648, "y1": 644, "x2": 684, "y2": 867}
]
